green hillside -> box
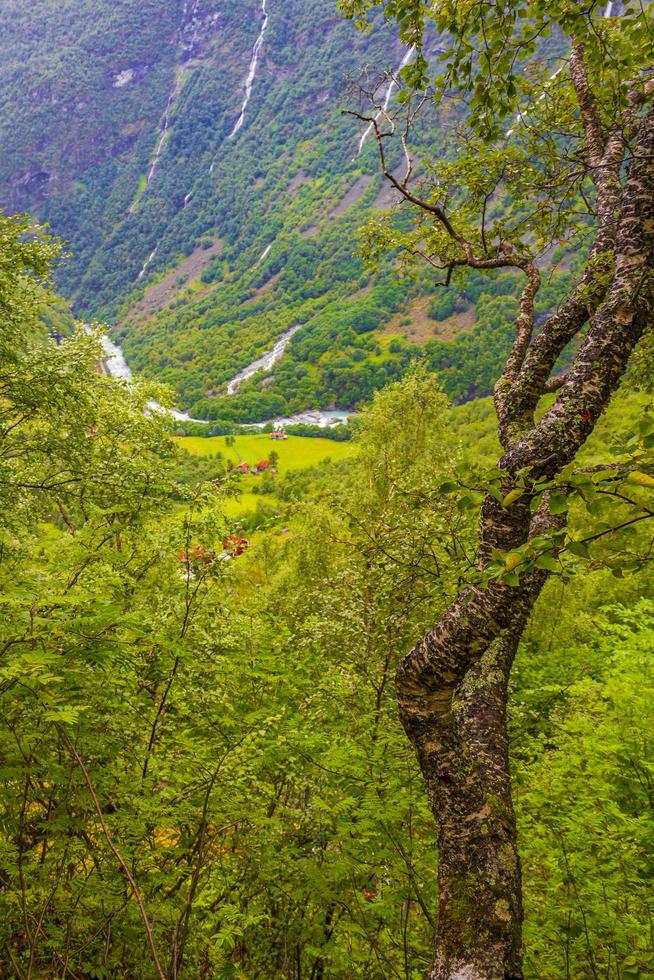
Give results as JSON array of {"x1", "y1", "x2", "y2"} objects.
[
  {"x1": 0, "y1": 0, "x2": 423, "y2": 418},
  {"x1": 0, "y1": 0, "x2": 573, "y2": 423}
]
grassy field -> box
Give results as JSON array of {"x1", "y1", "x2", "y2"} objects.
[
  {"x1": 176, "y1": 433, "x2": 355, "y2": 475},
  {"x1": 222, "y1": 491, "x2": 269, "y2": 518},
  {"x1": 176, "y1": 433, "x2": 355, "y2": 518}
]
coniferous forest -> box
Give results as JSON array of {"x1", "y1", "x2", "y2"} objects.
[{"x1": 0, "y1": 1, "x2": 653, "y2": 977}]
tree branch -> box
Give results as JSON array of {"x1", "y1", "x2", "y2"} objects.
[
  {"x1": 570, "y1": 43, "x2": 605, "y2": 170},
  {"x1": 59, "y1": 730, "x2": 166, "y2": 980}
]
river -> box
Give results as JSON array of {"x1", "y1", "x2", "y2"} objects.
[
  {"x1": 95, "y1": 331, "x2": 350, "y2": 429},
  {"x1": 227, "y1": 323, "x2": 302, "y2": 394}
]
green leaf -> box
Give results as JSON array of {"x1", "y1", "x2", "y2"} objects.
[
  {"x1": 549, "y1": 492, "x2": 569, "y2": 515},
  {"x1": 502, "y1": 488, "x2": 525, "y2": 507},
  {"x1": 535, "y1": 554, "x2": 560, "y2": 572},
  {"x1": 567, "y1": 540, "x2": 590, "y2": 559}
]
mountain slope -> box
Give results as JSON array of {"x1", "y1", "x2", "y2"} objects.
[
  {"x1": 0, "y1": 0, "x2": 577, "y2": 422},
  {"x1": 1, "y1": 0, "x2": 405, "y2": 299}
]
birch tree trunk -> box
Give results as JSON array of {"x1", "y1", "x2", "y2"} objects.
[
  {"x1": 425, "y1": 630, "x2": 525, "y2": 979},
  {"x1": 395, "y1": 98, "x2": 654, "y2": 979}
]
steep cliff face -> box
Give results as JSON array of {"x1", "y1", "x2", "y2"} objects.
[
  {"x1": 0, "y1": 0, "x2": 264, "y2": 297},
  {"x1": 1, "y1": 1, "x2": 179, "y2": 210}
]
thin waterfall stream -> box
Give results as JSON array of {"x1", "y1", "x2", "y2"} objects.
[
  {"x1": 228, "y1": 0, "x2": 269, "y2": 140},
  {"x1": 356, "y1": 46, "x2": 415, "y2": 156}
]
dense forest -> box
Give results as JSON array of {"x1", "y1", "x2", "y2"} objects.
[
  {"x1": 0, "y1": 0, "x2": 573, "y2": 423},
  {"x1": 1, "y1": 0, "x2": 653, "y2": 978}
]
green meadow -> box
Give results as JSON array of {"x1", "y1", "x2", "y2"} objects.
[
  {"x1": 176, "y1": 433, "x2": 356, "y2": 517},
  {"x1": 176, "y1": 432, "x2": 355, "y2": 474}
]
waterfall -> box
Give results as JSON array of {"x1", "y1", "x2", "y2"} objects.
[
  {"x1": 357, "y1": 45, "x2": 416, "y2": 156},
  {"x1": 228, "y1": 0, "x2": 269, "y2": 139},
  {"x1": 506, "y1": 64, "x2": 565, "y2": 136},
  {"x1": 255, "y1": 243, "x2": 272, "y2": 265},
  {"x1": 128, "y1": 0, "x2": 209, "y2": 216},
  {"x1": 145, "y1": 85, "x2": 176, "y2": 188},
  {"x1": 207, "y1": 0, "x2": 269, "y2": 172},
  {"x1": 138, "y1": 0, "x2": 204, "y2": 197},
  {"x1": 506, "y1": 1, "x2": 618, "y2": 137},
  {"x1": 137, "y1": 246, "x2": 159, "y2": 281},
  {"x1": 181, "y1": 0, "x2": 203, "y2": 56},
  {"x1": 128, "y1": 74, "x2": 182, "y2": 215}
]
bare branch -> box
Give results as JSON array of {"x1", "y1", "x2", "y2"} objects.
[
  {"x1": 59, "y1": 730, "x2": 166, "y2": 980},
  {"x1": 381, "y1": 167, "x2": 468, "y2": 248}
]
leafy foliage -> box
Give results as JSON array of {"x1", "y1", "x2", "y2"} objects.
[
  {"x1": 1, "y1": 220, "x2": 652, "y2": 972},
  {"x1": 1, "y1": 0, "x2": 654, "y2": 974}
]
